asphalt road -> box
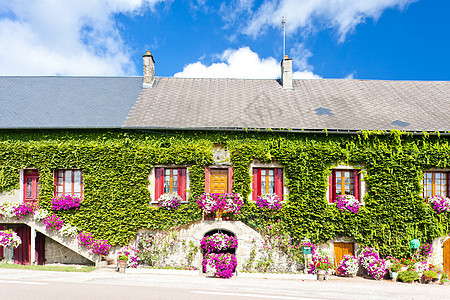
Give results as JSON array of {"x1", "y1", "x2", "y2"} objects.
[{"x1": 0, "y1": 268, "x2": 449, "y2": 300}]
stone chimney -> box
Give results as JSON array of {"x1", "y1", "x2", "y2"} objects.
[
  {"x1": 281, "y1": 55, "x2": 293, "y2": 89},
  {"x1": 143, "y1": 51, "x2": 155, "y2": 88}
]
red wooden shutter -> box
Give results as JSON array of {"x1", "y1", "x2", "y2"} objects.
[
  {"x1": 329, "y1": 170, "x2": 336, "y2": 203},
  {"x1": 155, "y1": 167, "x2": 164, "y2": 201},
  {"x1": 178, "y1": 168, "x2": 186, "y2": 200},
  {"x1": 257, "y1": 168, "x2": 262, "y2": 197},
  {"x1": 228, "y1": 167, "x2": 233, "y2": 193},
  {"x1": 252, "y1": 168, "x2": 258, "y2": 201},
  {"x1": 204, "y1": 167, "x2": 210, "y2": 193},
  {"x1": 353, "y1": 170, "x2": 360, "y2": 201},
  {"x1": 274, "y1": 168, "x2": 283, "y2": 200},
  {"x1": 447, "y1": 172, "x2": 450, "y2": 197}
]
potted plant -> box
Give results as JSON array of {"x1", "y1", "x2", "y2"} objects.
[
  {"x1": 422, "y1": 270, "x2": 438, "y2": 284},
  {"x1": 117, "y1": 254, "x2": 128, "y2": 269},
  {"x1": 398, "y1": 270, "x2": 419, "y2": 283},
  {"x1": 315, "y1": 260, "x2": 333, "y2": 281},
  {"x1": 389, "y1": 262, "x2": 402, "y2": 282}
]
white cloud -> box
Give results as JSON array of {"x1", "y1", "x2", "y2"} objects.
[
  {"x1": 243, "y1": 0, "x2": 416, "y2": 42},
  {"x1": 174, "y1": 46, "x2": 321, "y2": 79},
  {"x1": 0, "y1": 0, "x2": 165, "y2": 75}
]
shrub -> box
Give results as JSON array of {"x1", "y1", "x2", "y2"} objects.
[
  {"x1": 398, "y1": 270, "x2": 419, "y2": 283},
  {"x1": 423, "y1": 270, "x2": 438, "y2": 279}
]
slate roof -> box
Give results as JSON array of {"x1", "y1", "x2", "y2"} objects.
[
  {"x1": 124, "y1": 77, "x2": 450, "y2": 132},
  {"x1": 1, "y1": 76, "x2": 449, "y2": 132},
  {"x1": 0, "y1": 76, "x2": 142, "y2": 128}
]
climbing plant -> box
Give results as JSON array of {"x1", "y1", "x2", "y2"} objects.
[{"x1": 0, "y1": 129, "x2": 449, "y2": 257}]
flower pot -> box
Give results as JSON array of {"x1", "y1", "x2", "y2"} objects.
[
  {"x1": 390, "y1": 271, "x2": 398, "y2": 282},
  {"x1": 317, "y1": 269, "x2": 326, "y2": 281},
  {"x1": 118, "y1": 260, "x2": 127, "y2": 269}
]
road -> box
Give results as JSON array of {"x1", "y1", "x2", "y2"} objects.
[{"x1": 0, "y1": 268, "x2": 449, "y2": 300}]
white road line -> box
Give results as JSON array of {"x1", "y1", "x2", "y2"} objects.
[
  {"x1": 191, "y1": 290, "x2": 325, "y2": 300},
  {"x1": 0, "y1": 280, "x2": 48, "y2": 285}
]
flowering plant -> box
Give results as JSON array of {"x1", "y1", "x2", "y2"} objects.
[
  {"x1": 358, "y1": 247, "x2": 387, "y2": 280},
  {"x1": 77, "y1": 231, "x2": 111, "y2": 256},
  {"x1": 200, "y1": 233, "x2": 238, "y2": 253},
  {"x1": 60, "y1": 224, "x2": 79, "y2": 237},
  {"x1": 337, "y1": 255, "x2": 358, "y2": 276},
  {"x1": 418, "y1": 243, "x2": 433, "y2": 259},
  {"x1": 428, "y1": 196, "x2": 450, "y2": 214},
  {"x1": 203, "y1": 253, "x2": 237, "y2": 278},
  {"x1": 335, "y1": 195, "x2": 359, "y2": 213},
  {"x1": 0, "y1": 229, "x2": 22, "y2": 248},
  {"x1": 314, "y1": 258, "x2": 333, "y2": 271},
  {"x1": 51, "y1": 195, "x2": 81, "y2": 211},
  {"x1": 34, "y1": 208, "x2": 49, "y2": 221},
  {"x1": 157, "y1": 193, "x2": 182, "y2": 210},
  {"x1": 43, "y1": 214, "x2": 65, "y2": 230},
  {"x1": 196, "y1": 193, "x2": 243, "y2": 215},
  {"x1": 413, "y1": 261, "x2": 430, "y2": 274},
  {"x1": 117, "y1": 246, "x2": 139, "y2": 268},
  {"x1": 256, "y1": 193, "x2": 282, "y2": 210}
]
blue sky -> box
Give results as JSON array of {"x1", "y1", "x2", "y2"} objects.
[{"x1": 0, "y1": 0, "x2": 449, "y2": 80}]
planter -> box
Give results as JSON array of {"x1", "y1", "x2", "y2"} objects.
[
  {"x1": 317, "y1": 269, "x2": 326, "y2": 281},
  {"x1": 390, "y1": 271, "x2": 398, "y2": 282},
  {"x1": 118, "y1": 260, "x2": 127, "y2": 268}
]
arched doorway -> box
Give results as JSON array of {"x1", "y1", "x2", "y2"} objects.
[{"x1": 201, "y1": 229, "x2": 237, "y2": 273}]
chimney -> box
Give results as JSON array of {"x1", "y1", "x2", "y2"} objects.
[
  {"x1": 143, "y1": 51, "x2": 155, "y2": 88},
  {"x1": 281, "y1": 55, "x2": 293, "y2": 89}
]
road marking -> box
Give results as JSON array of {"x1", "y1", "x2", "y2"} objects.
[
  {"x1": 191, "y1": 290, "x2": 324, "y2": 300},
  {"x1": 0, "y1": 280, "x2": 48, "y2": 285}
]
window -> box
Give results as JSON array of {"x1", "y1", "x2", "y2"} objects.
[
  {"x1": 423, "y1": 172, "x2": 449, "y2": 198},
  {"x1": 155, "y1": 167, "x2": 187, "y2": 201},
  {"x1": 252, "y1": 168, "x2": 283, "y2": 200},
  {"x1": 329, "y1": 169, "x2": 360, "y2": 203},
  {"x1": 54, "y1": 170, "x2": 83, "y2": 198}
]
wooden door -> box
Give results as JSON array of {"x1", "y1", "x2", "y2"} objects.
[
  {"x1": 210, "y1": 169, "x2": 228, "y2": 193},
  {"x1": 334, "y1": 242, "x2": 354, "y2": 266},
  {"x1": 24, "y1": 169, "x2": 39, "y2": 207},
  {"x1": 444, "y1": 239, "x2": 450, "y2": 276},
  {"x1": 14, "y1": 225, "x2": 31, "y2": 265}
]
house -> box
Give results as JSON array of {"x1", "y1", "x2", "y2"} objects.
[{"x1": 0, "y1": 52, "x2": 449, "y2": 274}]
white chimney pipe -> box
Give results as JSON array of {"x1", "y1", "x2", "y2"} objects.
[
  {"x1": 143, "y1": 51, "x2": 155, "y2": 88},
  {"x1": 281, "y1": 55, "x2": 293, "y2": 89}
]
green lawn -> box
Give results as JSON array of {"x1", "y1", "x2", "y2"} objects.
[{"x1": 0, "y1": 262, "x2": 96, "y2": 272}]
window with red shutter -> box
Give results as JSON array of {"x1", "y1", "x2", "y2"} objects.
[
  {"x1": 54, "y1": 169, "x2": 83, "y2": 198},
  {"x1": 154, "y1": 167, "x2": 187, "y2": 201},
  {"x1": 329, "y1": 169, "x2": 360, "y2": 203},
  {"x1": 252, "y1": 168, "x2": 283, "y2": 201}
]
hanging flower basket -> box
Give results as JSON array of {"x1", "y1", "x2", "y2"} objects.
[
  {"x1": 157, "y1": 193, "x2": 182, "y2": 210},
  {"x1": 256, "y1": 193, "x2": 282, "y2": 210},
  {"x1": 335, "y1": 195, "x2": 360, "y2": 213},
  {"x1": 200, "y1": 233, "x2": 238, "y2": 253},
  {"x1": 0, "y1": 229, "x2": 22, "y2": 248},
  {"x1": 428, "y1": 196, "x2": 450, "y2": 214},
  {"x1": 202, "y1": 253, "x2": 237, "y2": 278}
]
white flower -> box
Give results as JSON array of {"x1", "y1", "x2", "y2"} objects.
[
  {"x1": 60, "y1": 224, "x2": 79, "y2": 237},
  {"x1": 34, "y1": 209, "x2": 50, "y2": 221}
]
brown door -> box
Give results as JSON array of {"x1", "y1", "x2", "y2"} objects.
[
  {"x1": 23, "y1": 169, "x2": 39, "y2": 207},
  {"x1": 334, "y1": 242, "x2": 355, "y2": 266},
  {"x1": 444, "y1": 239, "x2": 450, "y2": 276},
  {"x1": 210, "y1": 169, "x2": 228, "y2": 193}
]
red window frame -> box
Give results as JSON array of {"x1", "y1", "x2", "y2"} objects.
[
  {"x1": 155, "y1": 167, "x2": 187, "y2": 201},
  {"x1": 329, "y1": 169, "x2": 360, "y2": 203},
  {"x1": 54, "y1": 170, "x2": 83, "y2": 198},
  {"x1": 252, "y1": 168, "x2": 283, "y2": 201}
]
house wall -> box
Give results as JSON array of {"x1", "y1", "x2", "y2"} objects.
[
  {"x1": 44, "y1": 237, "x2": 92, "y2": 265},
  {"x1": 0, "y1": 129, "x2": 449, "y2": 262},
  {"x1": 0, "y1": 189, "x2": 20, "y2": 203}
]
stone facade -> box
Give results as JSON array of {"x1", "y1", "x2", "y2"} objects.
[{"x1": 44, "y1": 237, "x2": 92, "y2": 265}]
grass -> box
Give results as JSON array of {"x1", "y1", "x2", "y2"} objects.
[{"x1": 0, "y1": 262, "x2": 96, "y2": 272}]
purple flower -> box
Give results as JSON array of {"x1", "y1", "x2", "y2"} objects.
[
  {"x1": 256, "y1": 193, "x2": 282, "y2": 210},
  {"x1": 14, "y1": 204, "x2": 34, "y2": 219},
  {"x1": 43, "y1": 214, "x2": 64, "y2": 230},
  {"x1": 197, "y1": 193, "x2": 243, "y2": 215},
  {"x1": 51, "y1": 195, "x2": 81, "y2": 211},
  {"x1": 428, "y1": 196, "x2": 450, "y2": 214},
  {"x1": 202, "y1": 253, "x2": 237, "y2": 278},
  {"x1": 200, "y1": 233, "x2": 238, "y2": 253},
  {"x1": 335, "y1": 195, "x2": 360, "y2": 213}
]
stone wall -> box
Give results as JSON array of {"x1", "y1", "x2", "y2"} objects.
[
  {"x1": 0, "y1": 189, "x2": 20, "y2": 203},
  {"x1": 44, "y1": 237, "x2": 92, "y2": 265}
]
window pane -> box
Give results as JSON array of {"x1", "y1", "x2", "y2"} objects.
[
  {"x1": 261, "y1": 170, "x2": 266, "y2": 176},
  {"x1": 336, "y1": 178, "x2": 341, "y2": 184},
  {"x1": 65, "y1": 171, "x2": 72, "y2": 194},
  {"x1": 269, "y1": 170, "x2": 274, "y2": 175},
  {"x1": 74, "y1": 171, "x2": 81, "y2": 193},
  {"x1": 26, "y1": 178, "x2": 32, "y2": 197},
  {"x1": 336, "y1": 171, "x2": 341, "y2": 177},
  {"x1": 173, "y1": 169, "x2": 178, "y2": 176},
  {"x1": 344, "y1": 172, "x2": 350, "y2": 178}
]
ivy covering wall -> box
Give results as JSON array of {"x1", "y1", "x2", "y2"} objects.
[{"x1": 0, "y1": 129, "x2": 449, "y2": 257}]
